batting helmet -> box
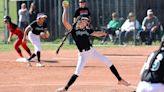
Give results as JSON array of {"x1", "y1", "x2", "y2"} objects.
[{"x1": 4, "y1": 16, "x2": 11, "y2": 22}]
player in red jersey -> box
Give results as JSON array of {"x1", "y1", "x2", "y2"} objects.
[{"x1": 4, "y1": 16, "x2": 32, "y2": 59}]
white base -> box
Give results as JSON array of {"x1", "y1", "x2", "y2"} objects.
[{"x1": 16, "y1": 58, "x2": 27, "y2": 62}]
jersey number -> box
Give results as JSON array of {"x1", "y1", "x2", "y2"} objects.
[{"x1": 151, "y1": 54, "x2": 162, "y2": 71}]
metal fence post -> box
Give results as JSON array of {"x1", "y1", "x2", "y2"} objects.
[
  {"x1": 133, "y1": 0, "x2": 137, "y2": 45},
  {"x1": 3, "y1": 0, "x2": 9, "y2": 44}
]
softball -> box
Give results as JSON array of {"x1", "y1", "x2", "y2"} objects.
[{"x1": 63, "y1": 0, "x2": 69, "y2": 7}]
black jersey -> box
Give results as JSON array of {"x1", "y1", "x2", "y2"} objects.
[
  {"x1": 74, "y1": 7, "x2": 90, "y2": 18},
  {"x1": 30, "y1": 20, "x2": 47, "y2": 35},
  {"x1": 141, "y1": 50, "x2": 164, "y2": 84},
  {"x1": 71, "y1": 27, "x2": 93, "y2": 52}
]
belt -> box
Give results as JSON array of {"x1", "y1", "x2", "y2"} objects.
[{"x1": 79, "y1": 47, "x2": 91, "y2": 52}]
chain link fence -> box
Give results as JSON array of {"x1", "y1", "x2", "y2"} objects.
[{"x1": 3, "y1": 0, "x2": 164, "y2": 42}]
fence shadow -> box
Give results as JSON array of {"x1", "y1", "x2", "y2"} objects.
[{"x1": 41, "y1": 60, "x2": 59, "y2": 63}]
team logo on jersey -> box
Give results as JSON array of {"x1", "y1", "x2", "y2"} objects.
[
  {"x1": 80, "y1": 10, "x2": 89, "y2": 16},
  {"x1": 151, "y1": 60, "x2": 160, "y2": 71},
  {"x1": 151, "y1": 53, "x2": 163, "y2": 71},
  {"x1": 35, "y1": 27, "x2": 44, "y2": 31},
  {"x1": 76, "y1": 30, "x2": 89, "y2": 36}
]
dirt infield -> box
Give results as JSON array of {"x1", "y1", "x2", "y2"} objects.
[{"x1": 0, "y1": 46, "x2": 158, "y2": 92}]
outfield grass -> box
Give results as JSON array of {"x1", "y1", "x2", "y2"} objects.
[
  {"x1": 0, "y1": 39, "x2": 122, "y2": 51},
  {"x1": 9, "y1": 1, "x2": 17, "y2": 23},
  {"x1": 0, "y1": 42, "x2": 74, "y2": 51},
  {"x1": 0, "y1": 40, "x2": 160, "y2": 52},
  {"x1": 0, "y1": 0, "x2": 18, "y2": 43},
  {"x1": 0, "y1": 0, "x2": 17, "y2": 31},
  {"x1": 0, "y1": 0, "x2": 4, "y2": 30},
  {"x1": 0, "y1": 42, "x2": 111, "y2": 52}
]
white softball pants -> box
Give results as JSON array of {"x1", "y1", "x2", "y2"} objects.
[
  {"x1": 136, "y1": 81, "x2": 164, "y2": 92},
  {"x1": 74, "y1": 48, "x2": 113, "y2": 75},
  {"x1": 28, "y1": 31, "x2": 41, "y2": 54}
]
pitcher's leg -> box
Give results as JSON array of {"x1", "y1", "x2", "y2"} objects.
[
  {"x1": 92, "y1": 49, "x2": 129, "y2": 86},
  {"x1": 65, "y1": 52, "x2": 88, "y2": 91},
  {"x1": 64, "y1": 74, "x2": 78, "y2": 91},
  {"x1": 74, "y1": 53, "x2": 87, "y2": 75},
  {"x1": 92, "y1": 49, "x2": 112, "y2": 67}
]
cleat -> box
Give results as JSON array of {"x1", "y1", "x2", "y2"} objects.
[
  {"x1": 118, "y1": 79, "x2": 130, "y2": 86},
  {"x1": 56, "y1": 88, "x2": 66, "y2": 92},
  {"x1": 36, "y1": 63, "x2": 45, "y2": 67}
]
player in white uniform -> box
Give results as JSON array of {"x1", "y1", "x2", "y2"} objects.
[
  {"x1": 56, "y1": 2, "x2": 130, "y2": 92},
  {"x1": 136, "y1": 36, "x2": 164, "y2": 92},
  {"x1": 23, "y1": 13, "x2": 49, "y2": 67}
]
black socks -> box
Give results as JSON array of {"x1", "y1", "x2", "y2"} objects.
[
  {"x1": 63, "y1": 65, "x2": 121, "y2": 91},
  {"x1": 28, "y1": 53, "x2": 36, "y2": 61},
  {"x1": 110, "y1": 65, "x2": 122, "y2": 81},
  {"x1": 17, "y1": 49, "x2": 23, "y2": 57},
  {"x1": 26, "y1": 49, "x2": 32, "y2": 56},
  {"x1": 64, "y1": 74, "x2": 78, "y2": 90},
  {"x1": 28, "y1": 51, "x2": 40, "y2": 62},
  {"x1": 37, "y1": 51, "x2": 40, "y2": 62}
]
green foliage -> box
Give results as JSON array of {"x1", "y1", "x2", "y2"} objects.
[
  {"x1": 0, "y1": 1, "x2": 17, "y2": 32},
  {"x1": 0, "y1": 40, "x2": 161, "y2": 52},
  {"x1": 9, "y1": 1, "x2": 17, "y2": 23},
  {"x1": 0, "y1": 0, "x2": 4, "y2": 31}
]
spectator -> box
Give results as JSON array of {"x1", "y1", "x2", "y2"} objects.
[
  {"x1": 101, "y1": 12, "x2": 122, "y2": 44},
  {"x1": 29, "y1": 2, "x2": 39, "y2": 23},
  {"x1": 140, "y1": 9, "x2": 160, "y2": 45},
  {"x1": 69, "y1": 0, "x2": 91, "y2": 44},
  {"x1": 74, "y1": 0, "x2": 91, "y2": 23},
  {"x1": 18, "y1": 3, "x2": 29, "y2": 30},
  {"x1": 119, "y1": 12, "x2": 141, "y2": 45}
]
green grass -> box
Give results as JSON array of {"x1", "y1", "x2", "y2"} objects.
[
  {"x1": 0, "y1": 0, "x2": 17, "y2": 43},
  {"x1": 0, "y1": 0, "x2": 4, "y2": 30},
  {"x1": 0, "y1": 40, "x2": 116, "y2": 52},
  {"x1": 9, "y1": 1, "x2": 17, "y2": 23},
  {"x1": 0, "y1": 39, "x2": 160, "y2": 52},
  {"x1": 0, "y1": 0, "x2": 17, "y2": 32}
]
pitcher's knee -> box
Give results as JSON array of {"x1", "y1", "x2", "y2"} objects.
[
  {"x1": 102, "y1": 59, "x2": 113, "y2": 67},
  {"x1": 74, "y1": 71, "x2": 81, "y2": 76}
]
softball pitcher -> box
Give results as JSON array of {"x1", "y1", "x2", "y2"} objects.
[
  {"x1": 4, "y1": 16, "x2": 32, "y2": 59},
  {"x1": 23, "y1": 13, "x2": 49, "y2": 67},
  {"x1": 56, "y1": 2, "x2": 130, "y2": 92},
  {"x1": 136, "y1": 36, "x2": 164, "y2": 92}
]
